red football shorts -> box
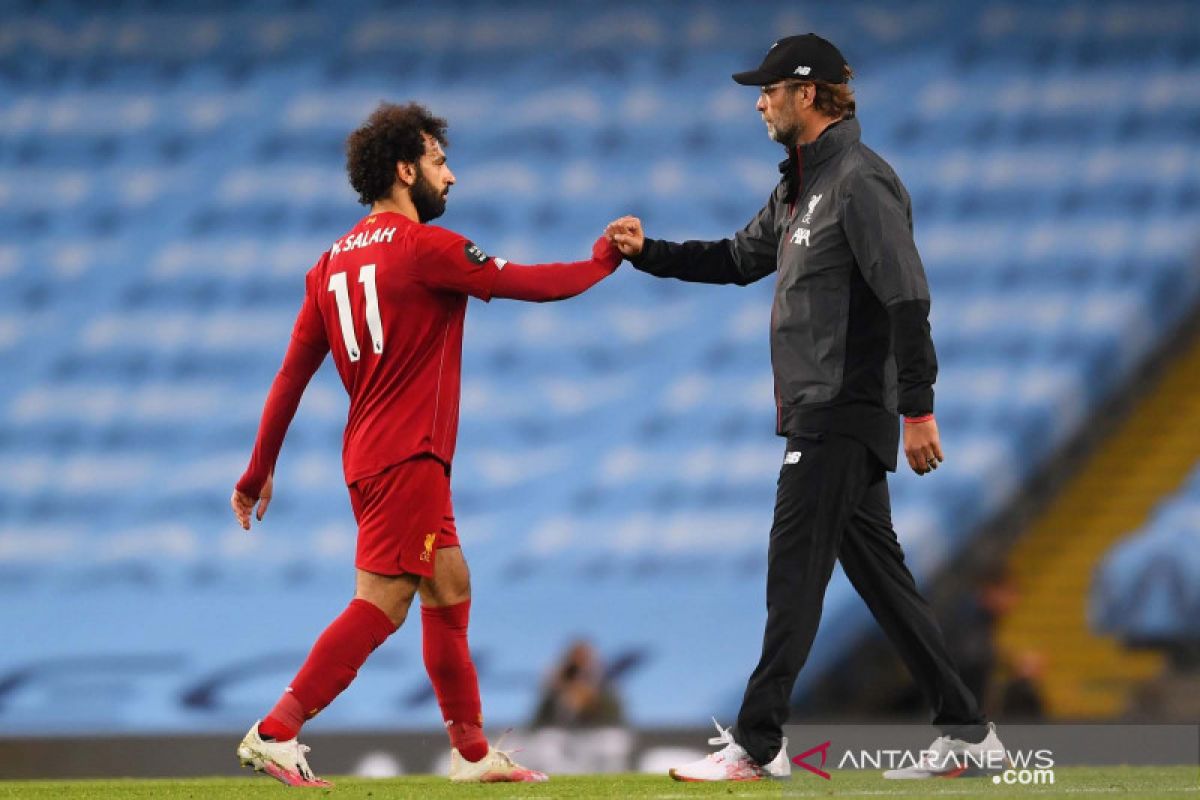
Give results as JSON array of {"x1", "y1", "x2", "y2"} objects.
[{"x1": 348, "y1": 456, "x2": 459, "y2": 578}]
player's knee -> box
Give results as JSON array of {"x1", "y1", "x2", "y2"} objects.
[
  {"x1": 382, "y1": 605, "x2": 410, "y2": 628},
  {"x1": 355, "y1": 571, "x2": 419, "y2": 626},
  {"x1": 444, "y1": 578, "x2": 471, "y2": 605},
  {"x1": 369, "y1": 593, "x2": 412, "y2": 627},
  {"x1": 353, "y1": 592, "x2": 402, "y2": 626},
  {"x1": 419, "y1": 575, "x2": 470, "y2": 607},
  {"x1": 422, "y1": 546, "x2": 471, "y2": 606},
  {"x1": 444, "y1": 567, "x2": 471, "y2": 602}
]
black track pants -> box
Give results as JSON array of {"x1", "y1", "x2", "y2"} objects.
[{"x1": 732, "y1": 433, "x2": 985, "y2": 765}]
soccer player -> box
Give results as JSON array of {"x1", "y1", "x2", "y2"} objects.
[{"x1": 230, "y1": 102, "x2": 621, "y2": 787}]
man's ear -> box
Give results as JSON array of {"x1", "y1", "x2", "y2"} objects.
[
  {"x1": 395, "y1": 161, "x2": 417, "y2": 188},
  {"x1": 794, "y1": 83, "x2": 814, "y2": 111}
]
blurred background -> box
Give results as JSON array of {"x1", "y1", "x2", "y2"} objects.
[{"x1": 1, "y1": 0, "x2": 1199, "y2": 779}]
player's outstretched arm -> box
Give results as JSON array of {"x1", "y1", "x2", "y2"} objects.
[
  {"x1": 489, "y1": 236, "x2": 622, "y2": 302},
  {"x1": 232, "y1": 332, "x2": 328, "y2": 530}
]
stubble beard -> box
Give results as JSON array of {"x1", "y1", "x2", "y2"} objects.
[
  {"x1": 767, "y1": 115, "x2": 799, "y2": 149},
  {"x1": 411, "y1": 168, "x2": 447, "y2": 223}
]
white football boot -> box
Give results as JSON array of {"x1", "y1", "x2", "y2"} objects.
[
  {"x1": 669, "y1": 718, "x2": 790, "y2": 782},
  {"x1": 236, "y1": 720, "x2": 332, "y2": 788},
  {"x1": 883, "y1": 721, "x2": 1008, "y2": 779},
  {"x1": 448, "y1": 745, "x2": 548, "y2": 783}
]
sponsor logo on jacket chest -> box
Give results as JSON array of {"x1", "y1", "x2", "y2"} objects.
[{"x1": 789, "y1": 193, "x2": 824, "y2": 247}]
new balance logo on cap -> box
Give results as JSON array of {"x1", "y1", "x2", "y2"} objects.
[
  {"x1": 732, "y1": 33, "x2": 849, "y2": 87},
  {"x1": 784, "y1": 451, "x2": 802, "y2": 465}
]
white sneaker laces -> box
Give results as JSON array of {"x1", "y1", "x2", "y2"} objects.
[
  {"x1": 707, "y1": 718, "x2": 746, "y2": 761},
  {"x1": 484, "y1": 728, "x2": 522, "y2": 767}
]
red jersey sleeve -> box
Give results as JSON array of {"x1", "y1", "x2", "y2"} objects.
[
  {"x1": 490, "y1": 236, "x2": 621, "y2": 301},
  {"x1": 235, "y1": 264, "x2": 331, "y2": 498},
  {"x1": 414, "y1": 227, "x2": 621, "y2": 303},
  {"x1": 411, "y1": 226, "x2": 502, "y2": 301}
]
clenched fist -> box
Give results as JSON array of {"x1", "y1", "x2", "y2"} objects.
[{"x1": 604, "y1": 216, "x2": 645, "y2": 259}]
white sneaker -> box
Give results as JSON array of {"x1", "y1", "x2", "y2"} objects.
[
  {"x1": 236, "y1": 720, "x2": 332, "y2": 788},
  {"x1": 764, "y1": 735, "x2": 791, "y2": 778},
  {"x1": 669, "y1": 718, "x2": 788, "y2": 782},
  {"x1": 883, "y1": 722, "x2": 1008, "y2": 779},
  {"x1": 448, "y1": 745, "x2": 548, "y2": 783}
]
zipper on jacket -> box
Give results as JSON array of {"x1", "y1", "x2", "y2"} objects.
[
  {"x1": 787, "y1": 147, "x2": 804, "y2": 220},
  {"x1": 774, "y1": 147, "x2": 803, "y2": 433}
]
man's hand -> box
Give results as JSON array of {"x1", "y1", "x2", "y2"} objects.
[
  {"x1": 605, "y1": 216, "x2": 645, "y2": 259},
  {"x1": 903, "y1": 417, "x2": 944, "y2": 476},
  {"x1": 231, "y1": 473, "x2": 273, "y2": 530}
]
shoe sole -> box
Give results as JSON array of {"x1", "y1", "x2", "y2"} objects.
[
  {"x1": 669, "y1": 768, "x2": 763, "y2": 782},
  {"x1": 450, "y1": 770, "x2": 549, "y2": 783},
  {"x1": 238, "y1": 745, "x2": 333, "y2": 788}
]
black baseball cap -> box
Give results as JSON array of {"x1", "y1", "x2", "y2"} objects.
[{"x1": 732, "y1": 33, "x2": 848, "y2": 86}]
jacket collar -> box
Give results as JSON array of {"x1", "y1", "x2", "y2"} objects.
[
  {"x1": 778, "y1": 116, "x2": 860, "y2": 202},
  {"x1": 798, "y1": 115, "x2": 859, "y2": 168}
]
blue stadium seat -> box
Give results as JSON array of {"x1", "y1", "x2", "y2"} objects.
[{"x1": 2, "y1": 0, "x2": 1199, "y2": 733}]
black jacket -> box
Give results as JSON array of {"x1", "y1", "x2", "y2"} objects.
[{"x1": 631, "y1": 117, "x2": 935, "y2": 471}]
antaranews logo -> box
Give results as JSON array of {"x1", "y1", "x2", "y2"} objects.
[
  {"x1": 990, "y1": 748, "x2": 1056, "y2": 786},
  {"x1": 993, "y1": 766, "x2": 1056, "y2": 786},
  {"x1": 790, "y1": 741, "x2": 1055, "y2": 783},
  {"x1": 791, "y1": 741, "x2": 831, "y2": 779},
  {"x1": 782, "y1": 723, "x2": 1195, "y2": 790}
]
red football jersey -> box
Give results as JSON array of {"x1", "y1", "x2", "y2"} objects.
[
  {"x1": 235, "y1": 212, "x2": 618, "y2": 499},
  {"x1": 293, "y1": 211, "x2": 501, "y2": 484}
]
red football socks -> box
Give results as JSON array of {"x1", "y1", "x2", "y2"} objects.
[
  {"x1": 261, "y1": 598, "x2": 398, "y2": 741},
  {"x1": 259, "y1": 597, "x2": 486, "y2": 759},
  {"x1": 259, "y1": 692, "x2": 304, "y2": 742},
  {"x1": 422, "y1": 599, "x2": 487, "y2": 762},
  {"x1": 446, "y1": 719, "x2": 489, "y2": 763}
]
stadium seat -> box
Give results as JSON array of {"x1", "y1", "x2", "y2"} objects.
[{"x1": 2, "y1": 0, "x2": 1199, "y2": 732}]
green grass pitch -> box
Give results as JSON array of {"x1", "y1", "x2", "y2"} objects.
[{"x1": 0, "y1": 768, "x2": 1195, "y2": 799}]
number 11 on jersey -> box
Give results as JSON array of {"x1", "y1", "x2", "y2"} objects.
[{"x1": 328, "y1": 265, "x2": 384, "y2": 362}]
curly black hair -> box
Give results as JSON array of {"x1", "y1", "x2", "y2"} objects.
[{"x1": 345, "y1": 102, "x2": 449, "y2": 206}]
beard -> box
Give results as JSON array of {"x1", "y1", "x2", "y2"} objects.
[
  {"x1": 411, "y1": 167, "x2": 447, "y2": 223},
  {"x1": 768, "y1": 118, "x2": 799, "y2": 149}
]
